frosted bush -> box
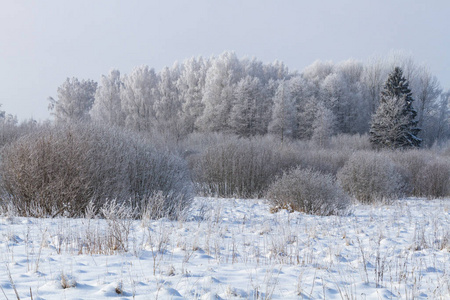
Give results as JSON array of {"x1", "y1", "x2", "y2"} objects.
[
  {"x1": 189, "y1": 134, "x2": 300, "y2": 198},
  {"x1": 0, "y1": 123, "x2": 193, "y2": 218},
  {"x1": 266, "y1": 167, "x2": 350, "y2": 216},
  {"x1": 389, "y1": 150, "x2": 450, "y2": 198},
  {"x1": 337, "y1": 151, "x2": 405, "y2": 203},
  {"x1": 415, "y1": 157, "x2": 450, "y2": 198},
  {"x1": 0, "y1": 119, "x2": 39, "y2": 148},
  {"x1": 297, "y1": 149, "x2": 350, "y2": 176},
  {"x1": 329, "y1": 134, "x2": 371, "y2": 151},
  {"x1": 389, "y1": 150, "x2": 431, "y2": 196}
]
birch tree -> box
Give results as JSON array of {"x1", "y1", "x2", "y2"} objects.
[
  {"x1": 268, "y1": 80, "x2": 296, "y2": 142},
  {"x1": 120, "y1": 66, "x2": 158, "y2": 132},
  {"x1": 90, "y1": 69, "x2": 125, "y2": 126},
  {"x1": 48, "y1": 77, "x2": 97, "y2": 123}
]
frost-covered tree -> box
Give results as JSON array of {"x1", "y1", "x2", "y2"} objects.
[
  {"x1": 288, "y1": 76, "x2": 314, "y2": 139},
  {"x1": 312, "y1": 101, "x2": 336, "y2": 147},
  {"x1": 296, "y1": 61, "x2": 336, "y2": 139},
  {"x1": 0, "y1": 104, "x2": 5, "y2": 121},
  {"x1": 336, "y1": 60, "x2": 367, "y2": 133},
  {"x1": 177, "y1": 56, "x2": 208, "y2": 134},
  {"x1": 370, "y1": 67, "x2": 421, "y2": 149},
  {"x1": 90, "y1": 70, "x2": 125, "y2": 126},
  {"x1": 387, "y1": 51, "x2": 418, "y2": 83},
  {"x1": 229, "y1": 76, "x2": 265, "y2": 137},
  {"x1": 268, "y1": 80, "x2": 296, "y2": 142},
  {"x1": 242, "y1": 57, "x2": 264, "y2": 81},
  {"x1": 48, "y1": 77, "x2": 97, "y2": 123},
  {"x1": 296, "y1": 96, "x2": 318, "y2": 140},
  {"x1": 320, "y1": 73, "x2": 344, "y2": 127},
  {"x1": 155, "y1": 65, "x2": 183, "y2": 137},
  {"x1": 301, "y1": 60, "x2": 334, "y2": 100},
  {"x1": 197, "y1": 52, "x2": 241, "y2": 132},
  {"x1": 430, "y1": 91, "x2": 450, "y2": 142},
  {"x1": 362, "y1": 57, "x2": 387, "y2": 115},
  {"x1": 320, "y1": 60, "x2": 368, "y2": 134},
  {"x1": 120, "y1": 66, "x2": 158, "y2": 132},
  {"x1": 411, "y1": 66, "x2": 442, "y2": 145},
  {"x1": 268, "y1": 60, "x2": 290, "y2": 81}
]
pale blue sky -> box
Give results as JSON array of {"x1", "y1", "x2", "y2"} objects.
[{"x1": 1, "y1": 0, "x2": 449, "y2": 120}]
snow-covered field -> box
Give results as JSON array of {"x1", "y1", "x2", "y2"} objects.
[{"x1": 1, "y1": 198, "x2": 449, "y2": 299}]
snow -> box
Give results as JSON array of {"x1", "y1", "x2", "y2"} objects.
[{"x1": 0, "y1": 198, "x2": 449, "y2": 299}]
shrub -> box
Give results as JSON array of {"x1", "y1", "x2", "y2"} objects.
[
  {"x1": 0, "y1": 119, "x2": 40, "y2": 149},
  {"x1": 389, "y1": 150, "x2": 450, "y2": 198},
  {"x1": 297, "y1": 149, "x2": 351, "y2": 176},
  {"x1": 388, "y1": 150, "x2": 430, "y2": 196},
  {"x1": 329, "y1": 134, "x2": 371, "y2": 151},
  {"x1": 266, "y1": 167, "x2": 350, "y2": 216},
  {"x1": 0, "y1": 123, "x2": 193, "y2": 218},
  {"x1": 188, "y1": 134, "x2": 301, "y2": 198},
  {"x1": 415, "y1": 157, "x2": 450, "y2": 198},
  {"x1": 337, "y1": 151, "x2": 405, "y2": 203}
]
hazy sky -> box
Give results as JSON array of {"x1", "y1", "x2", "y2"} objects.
[{"x1": 1, "y1": 0, "x2": 449, "y2": 121}]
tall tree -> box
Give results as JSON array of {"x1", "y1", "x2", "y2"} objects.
[
  {"x1": 312, "y1": 101, "x2": 336, "y2": 147},
  {"x1": 411, "y1": 66, "x2": 442, "y2": 145},
  {"x1": 90, "y1": 70, "x2": 125, "y2": 126},
  {"x1": 301, "y1": 60, "x2": 334, "y2": 100},
  {"x1": 229, "y1": 76, "x2": 264, "y2": 137},
  {"x1": 120, "y1": 66, "x2": 158, "y2": 132},
  {"x1": 431, "y1": 91, "x2": 450, "y2": 143},
  {"x1": 48, "y1": 77, "x2": 97, "y2": 123},
  {"x1": 268, "y1": 80, "x2": 296, "y2": 142},
  {"x1": 369, "y1": 67, "x2": 421, "y2": 149},
  {"x1": 155, "y1": 65, "x2": 183, "y2": 137},
  {"x1": 196, "y1": 52, "x2": 241, "y2": 132},
  {"x1": 0, "y1": 104, "x2": 5, "y2": 121},
  {"x1": 362, "y1": 57, "x2": 387, "y2": 116},
  {"x1": 320, "y1": 60, "x2": 368, "y2": 135},
  {"x1": 177, "y1": 56, "x2": 208, "y2": 134}
]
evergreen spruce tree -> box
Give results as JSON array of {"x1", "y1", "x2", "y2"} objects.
[{"x1": 369, "y1": 67, "x2": 421, "y2": 149}]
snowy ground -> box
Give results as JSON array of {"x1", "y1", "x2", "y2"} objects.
[{"x1": 0, "y1": 198, "x2": 449, "y2": 299}]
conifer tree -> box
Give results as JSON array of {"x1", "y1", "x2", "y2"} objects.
[{"x1": 369, "y1": 67, "x2": 421, "y2": 149}]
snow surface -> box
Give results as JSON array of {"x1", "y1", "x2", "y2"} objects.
[{"x1": 0, "y1": 198, "x2": 449, "y2": 299}]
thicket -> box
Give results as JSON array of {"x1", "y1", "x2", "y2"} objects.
[
  {"x1": 0, "y1": 124, "x2": 448, "y2": 218},
  {"x1": 186, "y1": 134, "x2": 301, "y2": 198},
  {"x1": 336, "y1": 149, "x2": 450, "y2": 204},
  {"x1": 0, "y1": 123, "x2": 193, "y2": 218},
  {"x1": 266, "y1": 167, "x2": 350, "y2": 216},
  {"x1": 184, "y1": 133, "x2": 377, "y2": 199},
  {"x1": 0, "y1": 119, "x2": 39, "y2": 148},
  {"x1": 389, "y1": 150, "x2": 450, "y2": 198},
  {"x1": 337, "y1": 151, "x2": 406, "y2": 203}
]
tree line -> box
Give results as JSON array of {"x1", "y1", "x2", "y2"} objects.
[{"x1": 39, "y1": 51, "x2": 447, "y2": 146}]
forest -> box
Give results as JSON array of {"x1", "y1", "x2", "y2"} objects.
[{"x1": 44, "y1": 51, "x2": 449, "y2": 146}]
